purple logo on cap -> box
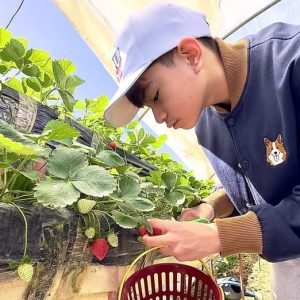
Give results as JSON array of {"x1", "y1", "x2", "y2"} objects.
[{"x1": 112, "y1": 47, "x2": 122, "y2": 82}]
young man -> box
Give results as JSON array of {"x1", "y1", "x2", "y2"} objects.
[{"x1": 104, "y1": 2, "x2": 300, "y2": 298}]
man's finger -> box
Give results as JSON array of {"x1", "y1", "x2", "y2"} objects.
[
  {"x1": 142, "y1": 232, "x2": 171, "y2": 248},
  {"x1": 147, "y1": 218, "x2": 174, "y2": 232}
]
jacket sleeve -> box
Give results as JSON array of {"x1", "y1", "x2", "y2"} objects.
[{"x1": 251, "y1": 185, "x2": 300, "y2": 262}]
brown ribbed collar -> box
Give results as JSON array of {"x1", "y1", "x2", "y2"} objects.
[{"x1": 213, "y1": 38, "x2": 248, "y2": 113}]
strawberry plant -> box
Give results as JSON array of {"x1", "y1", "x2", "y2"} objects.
[{"x1": 0, "y1": 27, "x2": 215, "y2": 272}]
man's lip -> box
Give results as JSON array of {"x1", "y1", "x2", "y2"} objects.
[{"x1": 166, "y1": 120, "x2": 178, "y2": 128}]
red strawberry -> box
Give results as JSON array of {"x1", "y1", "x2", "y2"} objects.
[
  {"x1": 90, "y1": 239, "x2": 109, "y2": 260},
  {"x1": 138, "y1": 226, "x2": 148, "y2": 236},
  {"x1": 138, "y1": 226, "x2": 162, "y2": 236},
  {"x1": 153, "y1": 228, "x2": 163, "y2": 236},
  {"x1": 108, "y1": 141, "x2": 118, "y2": 149}
]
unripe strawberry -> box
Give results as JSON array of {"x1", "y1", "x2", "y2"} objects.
[
  {"x1": 17, "y1": 263, "x2": 34, "y2": 283},
  {"x1": 90, "y1": 239, "x2": 109, "y2": 260},
  {"x1": 108, "y1": 141, "x2": 118, "y2": 149},
  {"x1": 77, "y1": 199, "x2": 96, "y2": 214},
  {"x1": 107, "y1": 232, "x2": 118, "y2": 247},
  {"x1": 85, "y1": 227, "x2": 95, "y2": 239}
]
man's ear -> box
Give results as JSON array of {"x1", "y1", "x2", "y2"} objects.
[{"x1": 177, "y1": 37, "x2": 203, "y2": 72}]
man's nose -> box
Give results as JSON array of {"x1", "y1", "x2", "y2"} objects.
[{"x1": 152, "y1": 109, "x2": 167, "y2": 124}]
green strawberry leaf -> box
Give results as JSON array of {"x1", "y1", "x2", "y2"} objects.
[
  {"x1": 119, "y1": 176, "x2": 141, "y2": 198},
  {"x1": 5, "y1": 77, "x2": 25, "y2": 94},
  {"x1": 58, "y1": 90, "x2": 76, "y2": 111},
  {"x1": 165, "y1": 190, "x2": 185, "y2": 206},
  {"x1": 111, "y1": 210, "x2": 137, "y2": 228},
  {"x1": 26, "y1": 77, "x2": 41, "y2": 92},
  {"x1": 0, "y1": 39, "x2": 25, "y2": 62},
  {"x1": 0, "y1": 120, "x2": 35, "y2": 145},
  {"x1": 18, "y1": 170, "x2": 40, "y2": 181},
  {"x1": 64, "y1": 75, "x2": 84, "y2": 94},
  {"x1": 34, "y1": 178, "x2": 80, "y2": 207},
  {"x1": 42, "y1": 119, "x2": 80, "y2": 141},
  {"x1": 0, "y1": 28, "x2": 12, "y2": 48},
  {"x1": 124, "y1": 197, "x2": 155, "y2": 211},
  {"x1": 96, "y1": 150, "x2": 125, "y2": 167},
  {"x1": 0, "y1": 134, "x2": 36, "y2": 156},
  {"x1": 47, "y1": 146, "x2": 88, "y2": 179},
  {"x1": 71, "y1": 165, "x2": 116, "y2": 197},
  {"x1": 52, "y1": 60, "x2": 66, "y2": 89},
  {"x1": 57, "y1": 59, "x2": 76, "y2": 75},
  {"x1": 86, "y1": 96, "x2": 109, "y2": 115},
  {"x1": 162, "y1": 172, "x2": 177, "y2": 190},
  {"x1": 22, "y1": 64, "x2": 40, "y2": 77}
]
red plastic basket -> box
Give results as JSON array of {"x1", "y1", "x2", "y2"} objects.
[{"x1": 118, "y1": 248, "x2": 223, "y2": 300}]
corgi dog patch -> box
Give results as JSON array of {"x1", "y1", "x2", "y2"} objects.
[{"x1": 264, "y1": 134, "x2": 287, "y2": 166}]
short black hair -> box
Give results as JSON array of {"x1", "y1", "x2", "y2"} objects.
[{"x1": 126, "y1": 37, "x2": 219, "y2": 108}]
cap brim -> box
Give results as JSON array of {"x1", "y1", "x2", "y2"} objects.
[{"x1": 104, "y1": 62, "x2": 152, "y2": 127}]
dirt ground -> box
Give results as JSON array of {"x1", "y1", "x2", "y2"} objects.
[
  {"x1": 247, "y1": 258, "x2": 271, "y2": 300},
  {"x1": 222, "y1": 254, "x2": 272, "y2": 299}
]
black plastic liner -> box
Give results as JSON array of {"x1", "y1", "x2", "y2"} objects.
[{"x1": 0, "y1": 87, "x2": 155, "y2": 176}]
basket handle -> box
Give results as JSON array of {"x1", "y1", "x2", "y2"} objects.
[{"x1": 117, "y1": 246, "x2": 214, "y2": 300}]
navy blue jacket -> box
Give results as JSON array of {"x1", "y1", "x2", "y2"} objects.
[{"x1": 196, "y1": 23, "x2": 300, "y2": 262}]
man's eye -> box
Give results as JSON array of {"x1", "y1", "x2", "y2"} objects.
[{"x1": 153, "y1": 91, "x2": 159, "y2": 102}]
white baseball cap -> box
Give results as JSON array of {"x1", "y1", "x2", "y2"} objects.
[{"x1": 104, "y1": 2, "x2": 211, "y2": 127}]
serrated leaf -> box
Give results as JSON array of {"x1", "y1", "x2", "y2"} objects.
[
  {"x1": 116, "y1": 202, "x2": 136, "y2": 213},
  {"x1": 71, "y1": 165, "x2": 116, "y2": 197},
  {"x1": 22, "y1": 64, "x2": 40, "y2": 77},
  {"x1": 57, "y1": 59, "x2": 76, "y2": 75},
  {"x1": 65, "y1": 75, "x2": 84, "y2": 94},
  {"x1": 151, "y1": 134, "x2": 167, "y2": 149},
  {"x1": 26, "y1": 77, "x2": 41, "y2": 92},
  {"x1": 126, "y1": 120, "x2": 140, "y2": 130},
  {"x1": 0, "y1": 120, "x2": 34, "y2": 145},
  {"x1": 140, "y1": 134, "x2": 156, "y2": 146},
  {"x1": 43, "y1": 120, "x2": 80, "y2": 141},
  {"x1": 18, "y1": 170, "x2": 40, "y2": 181},
  {"x1": 15, "y1": 38, "x2": 28, "y2": 52},
  {"x1": 119, "y1": 176, "x2": 141, "y2": 198},
  {"x1": 0, "y1": 134, "x2": 36, "y2": 156},
  {"x1": 124, "y1": 197, "x2": 155, "y2": 212},
  {"x1": 6, "y1": 77, "x2": 25, "y2": 94},
  {"x1": 137, "y1": 128, "x2": 145, "y2": 142},
  {"x1": 0, "y1": 39, "x2": 25, "y2": 62},
  {"x1": 86, "y1": 96, "x2": 109, "y2": 115},
  {"x1": 174, "y1": 185, "x2": 195, "y2": 195},
  {"x1": 111, "y1": 210, "x2": 137, "y2": 228},
  {"x1": 41, "y1": 73, "x2": 53, "y2": 88},
  {"x1": 115, "y1": 165, "x2": 130, "y2": 174},
  {"x1": 52, "y1": 60, "x2": 66, "y2": 89},
  {"x1": 146, "y1": 170, "x2": 163, "y2": 186},
  {"x1": 58, "y1": 90, "x2": 75, "y2": 111},
  {"x1": 136, "y1": 217, "x2": 152, "y2": 232},
  {"x1": 0, "y1": 28, "x2": 12, "y2": 48},
  {"x1": 0, "y1": 64, "x2": 8, "y2": 74},
  {"x1": 165, "y1": 190, "x2": 185, "y2": 206},
  {"x1": 162, "y1": 172, "x2": 177, "y2": 190},
  {"x1": 74, "y1": 100, "x2": 86, "y2": 110},
  {"x1": 127, "y1": 131, "x2": 137, "y2": 143},
  {"x1": 34, "y1": 178, "x2": 80, "y2": 207},
  {"x1": 96, "y1": 150, "x2": 125, "y2": 167},
  {"x1": 47, "y1": 146, "x2": 88, "y2": 179},
  {"x1": 28, "y1": 49, "x2": 51, "y2": 67}
]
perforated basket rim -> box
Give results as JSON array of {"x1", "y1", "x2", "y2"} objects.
[{"x1": 120, "y1": 262, "x2": 223, "y2": 300}]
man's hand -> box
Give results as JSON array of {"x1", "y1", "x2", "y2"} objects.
[
  {"x1": 142, "y1": 218, "x2": 220, "y2": 261},
  {"x1": 178, "y1": 203, "x2": 215, "y2": 221}
]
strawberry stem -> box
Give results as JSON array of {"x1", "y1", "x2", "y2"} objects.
[{"x1": 10, "y1": 203, "x2": 28, "y2": 258}]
